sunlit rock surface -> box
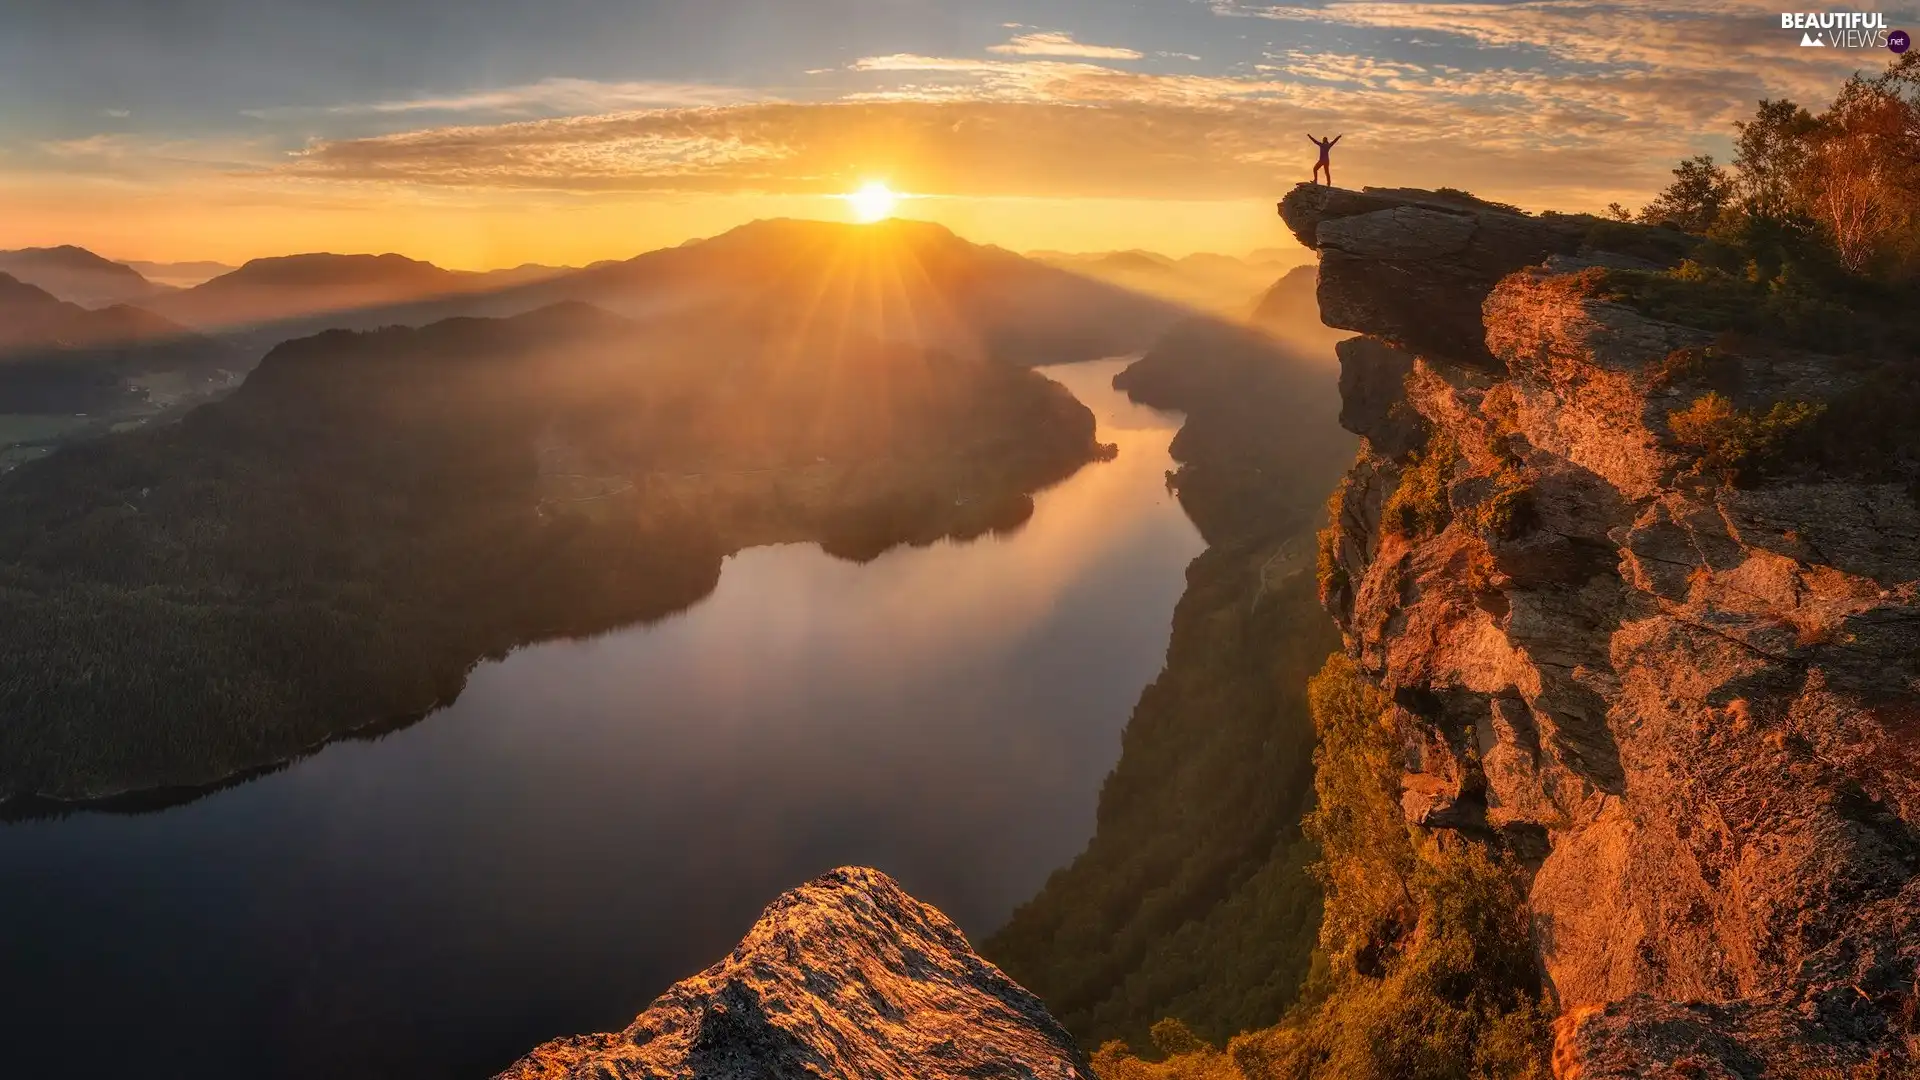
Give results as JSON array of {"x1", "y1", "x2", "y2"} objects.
[
  {"x1": 1283, "y1": 184, "x2": 1920, "y2": 1077},
  {"x1": 496, "y1": 867, "x2": 1092, "y2": 1080}
]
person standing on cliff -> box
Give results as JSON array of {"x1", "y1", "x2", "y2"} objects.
[{"x1": 1309, "y1": 133, "x2": 1342, "y2": 185}]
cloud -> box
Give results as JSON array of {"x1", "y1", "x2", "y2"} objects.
[
  {"x1": 289, "y1": 100, "x2": 1295, "y2": 198},
  {"x1": 1197, "y1": 0, "x2": 1887, "y2": 183},
  {"x1": 37, "y1": 133, "x2": 269, "y2": 167},
  {"x1": 292, "y1": 115, "x2": 791, "y2": 190},
  {"x1": 102, "y1": 108, "x2": 131, "y2": 119},
  {"x1": 243, "y1": 78, "x2": 754, "y2": 120},
  {"x1": 283, "y1": 87, "x2": 1677, "y2": 214},
  {"x1": 845, "y1": 54, "x2": 1298, "y2": 105},
  {"x1": 987, "y1": 31, "x2": 1145, "y2": 60},
  {"x1": 23, "y1": 132, "x2": 280, "y2": 184},
  {"x1": 1211, "y1": 0, "x2": 1851, "y2": 101}
]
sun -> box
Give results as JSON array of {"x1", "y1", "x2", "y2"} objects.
[{"x1": 846, "y1": 181, "x2": 899, "y2": 223}]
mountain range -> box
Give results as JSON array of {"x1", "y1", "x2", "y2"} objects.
[
  {"x1": 146, "y1": 219, "x2": 1194, "y2": 363},
  {"x1": 1, "y1": 222, "x2": 1212, "y2": 463},
  {"x1": 11, "y1": 235, "x2": 1300, "y2": 335}
]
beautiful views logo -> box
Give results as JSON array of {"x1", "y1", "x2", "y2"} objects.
[{"x1": 1779, "y1": 10, "x2": 1909, "y2": 50}]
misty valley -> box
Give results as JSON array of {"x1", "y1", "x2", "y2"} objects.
[
  {"x1": 0, "y1": 362, "x2": 1207, "y2": 1077},
  {"x1": 0, "y1": 221, "x2": 1352, "y2": 1077}
]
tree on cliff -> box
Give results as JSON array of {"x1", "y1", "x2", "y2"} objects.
[
  {"x1": 1637, "y1": 154, "x2": 1734, "y2": 234},
  {"x1": 1633, "y1": 54, "x2": 1920, "y2": 281},
  {"x1": 1805, "y1": 61, "x2": 1920, "y2": 273},
  {"x1": 1731, "y1": 98, "x2": 1818, "y2": 218}
]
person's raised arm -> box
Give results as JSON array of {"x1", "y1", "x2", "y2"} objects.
[
  {"x1": 1330, "y1": 134, "x2": 1343, "y2": 146},
  {"x1": 1306, "y1": 134, "x2": 1317, "y2": 146}
]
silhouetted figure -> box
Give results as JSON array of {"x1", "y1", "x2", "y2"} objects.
[{"x1": 1309, "y1": 134, "x2": 1342, "y2": 186}]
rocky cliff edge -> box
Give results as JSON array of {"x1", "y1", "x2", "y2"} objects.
[
  {"x1": 495, "y1": 867, "x2": 1093, "y2": 1080},
  {"x1": 1282, "y1": 183, "x2": 1920, "y2": 1077}
]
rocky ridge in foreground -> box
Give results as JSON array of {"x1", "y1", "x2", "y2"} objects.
[
  {"x1": 496, "y1": 867, "x2": 1091, "y2": 1080},
  {"x1": 1282, "y1": 184, "x2": 1919, "y2": 1076}
]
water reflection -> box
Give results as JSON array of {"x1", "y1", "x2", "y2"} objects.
[{"x1": 0, "y1": 360, "x2": 1203, "y2": 1079}]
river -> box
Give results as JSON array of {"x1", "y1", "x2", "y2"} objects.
[{"x1": 0, "y1": 359, "x2": 1204, "y2": 1078}]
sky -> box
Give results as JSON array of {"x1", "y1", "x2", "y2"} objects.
[{"x1": 1, "y1": 0, "x2": 1909, "y2": 267}]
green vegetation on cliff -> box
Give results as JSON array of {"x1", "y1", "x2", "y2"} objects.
[
  {"x1": 1088, "y1": 657, "x2": 1550, "y2": 1080},
  {"x1": 989, "y1": 567, "x2": 1335, "y2": 1049},
  {"x1": 1577, "y1": 57, "x2": 1920, "y2": 493},
  {"x1": 1599, "y1": 57, "x2": 1920, "y2": 350}
]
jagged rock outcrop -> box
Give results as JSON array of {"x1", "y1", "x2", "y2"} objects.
[
  {"x1": 1282, "y1": 185, "x2": 1920, "y2": 1077},
  {"x1": 497, "y1": 867, "x2": 1093, "y2": 1080}
]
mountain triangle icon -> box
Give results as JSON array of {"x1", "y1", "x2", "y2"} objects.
[{"x1": 1801, "y1": 31, "x2": 1825, "y2": 46}]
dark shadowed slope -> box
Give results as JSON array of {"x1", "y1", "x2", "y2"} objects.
[
  {"x1": 1249, "y1": 265, "x2": 1323, "y2": 331},
  {"x1": 0, "y1": 272, "x2": 193, "y2": 353},
  {"x1": 0, "y1": 272, "x2": 241, "y2": 415}
]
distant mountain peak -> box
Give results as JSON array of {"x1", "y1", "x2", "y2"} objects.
[
  {"x1": 151, "y1": 252, "x2": 471, "y2": 328},
  {"x1": 0, "y1": 244, "x2": 140, "y2": 272},
  {"x1": 0, "y1": 247, "x2": 158, "y2": 307},
  {"x1": 216, "y1": 251, "x2": 452, "y2": 286}
]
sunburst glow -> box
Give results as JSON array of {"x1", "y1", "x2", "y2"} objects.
[{"x1": 846, "y1": 181, "x2": 900, "y2": 223}]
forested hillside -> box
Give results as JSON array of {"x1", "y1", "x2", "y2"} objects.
[{"x1": 0, "y1": 302, "x2": 1104, "y2": 803}]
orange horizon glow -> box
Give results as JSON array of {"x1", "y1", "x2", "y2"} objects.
[
  {"x1": 6, "y1": 4, "x2": 1866, "y2": 273},
  {"x1": 0, "y1": 183, "x2": 1313, "y2": 271}
]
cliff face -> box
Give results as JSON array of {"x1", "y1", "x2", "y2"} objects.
[
  {"x1": 496, "y1": 867, "x2": 1092, "y2": 1080},
  {"x1": 1281, "y1": 184, "x2": 1920, "y2": 1077}
]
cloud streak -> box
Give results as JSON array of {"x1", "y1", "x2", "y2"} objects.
[
  {"x1": 987, "y1": 31, "x2": 1145, "y2": 60},
  {"x1": 1216, "y1": 0, "x2": 1853, "y2": 99},
  {"x1": 244, "y1": 78, "x2": 755, "y2": 120},
  {"x1": 286, "y1": 90, "x2": 1672, "y2": 213}
]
